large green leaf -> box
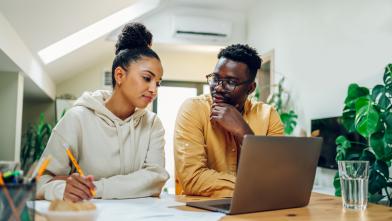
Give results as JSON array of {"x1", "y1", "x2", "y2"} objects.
[
  {"x1": 368, "y1": 193, "x2": 385, "y2": 203},
  {"x1": 369, "y1": 169, "x2": 386, "y2": 194},
  {"x1": 344, "y1": 83, "x2": 370, "y2": 108},
  {"x1": 346, "y1": 153, "x2": 362, "y2": 160},
  {"x1": 370, "y1": 132, "x2": 385, "y2": 160},
  {"x1": 382, "y1": 145, "x2": 392, "y2": 161},
  {"x1": 355, "y1": 97, "x2": 371, "y2": 112},
  {"x1": 382, "y1": 128, "x2": 392, "y2": 161},
  {"x1": 383, "y1": 63, "x2": 392, "y2": 90},
  {"x1": 359, "y1": 148, "x2": 376, "y2": 165},
  {"x1": 341, "y1": 108, "x2": 356, "y2": 132},
  {"x1": 371, "y1": 85, "x2": 391, "y2": 110},
  {"x1": 374, "y1": 118, "x2": 385, "y2": 136},
  {"x1": 374, "y1": 160, "x2": 389, "y2": 178},
  {"x1": 342, "y1": 85, "x2": 371, "y2": 133},
  {"x1": 354, "y1": 98, "x2": 379, "y2": 138},
  {"x1": 280, "y1": 110, "x2": 298, "y2": 135},
  {"x1": 335, "y1": 135, "x2": 351, "y2": 161},
  {"x1": 381, "y1": 112, "x2": 392, "y2": 128},
  {"x1": 369, "y1": 160, "x2": 389, "y2": 194}
]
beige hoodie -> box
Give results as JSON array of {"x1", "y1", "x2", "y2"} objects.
[{"x1": 36, "y1": 90, "x2": 169, "y2": 200}]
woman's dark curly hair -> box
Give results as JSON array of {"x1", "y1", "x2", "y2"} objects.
[
  {"x1": 218, "y1": 44, "x2": 262, "y2": 81},
  {"x1": 111, "y1": 22, "x2": 159, "y2": 88}
]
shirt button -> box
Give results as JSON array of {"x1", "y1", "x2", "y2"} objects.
[{"x1": 232, "y1": 148, "x2": 236, "y2": 152}]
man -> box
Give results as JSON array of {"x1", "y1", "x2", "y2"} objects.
[{"x1": 174, "y1": 44, "x2": 284, "y2": 197}]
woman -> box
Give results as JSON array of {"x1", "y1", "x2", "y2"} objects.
[{"x1": 37, "y1": 23, "x2": 169, "y2": 201}]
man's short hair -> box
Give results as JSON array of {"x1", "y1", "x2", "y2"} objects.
[{"x1": 217, "y1": 44, "x2": 262, "y2": 81}]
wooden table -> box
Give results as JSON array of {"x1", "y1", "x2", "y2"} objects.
[
  {"x1": 175, "y1": 192, "x2": 392, "y2": 221},
  {"x1": 36, "y1": 192, "x2": 392, "y2": 220}
]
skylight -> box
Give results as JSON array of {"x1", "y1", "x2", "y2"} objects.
[{"x1": 38, "y1": 0, "x2": 160, "y2": 64}]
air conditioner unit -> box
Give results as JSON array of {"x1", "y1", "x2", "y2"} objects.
[{"x1": 172, "y1": 15, "x2": 232, "y2": 43}]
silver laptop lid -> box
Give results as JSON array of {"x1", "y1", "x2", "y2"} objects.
[{"x1": 230, "y1": 135, "x2": 322, "y2": 214}]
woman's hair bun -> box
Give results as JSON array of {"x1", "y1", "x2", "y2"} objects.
[{"x1": 115, "y1": 22, "x2": 153, "y2": 55}]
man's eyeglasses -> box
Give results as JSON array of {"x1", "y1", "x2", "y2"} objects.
[{"x1": 206, "y1": 73, "x2": 253, "y2": 91}]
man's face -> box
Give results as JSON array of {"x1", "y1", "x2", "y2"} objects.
[{"x1": 209, "y1": 57, "x2": 255, "y2": 109}]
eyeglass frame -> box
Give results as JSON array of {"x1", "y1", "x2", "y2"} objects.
[{"x1": 206, "y1": 73, "x2": 254, "y2": 92}]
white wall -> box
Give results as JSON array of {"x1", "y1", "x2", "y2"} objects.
[
  {"x1": 57, "y1": 50, "x2": 217, "y2": 97},
  {"x1": 248, "y1": 0, "x2": 392, "y2": 132},
  {"x1": 158, "y1": 50, "x2": 217, "y2": 81},
  {"x1": 247, "y1": 0, "x2": 392, "y2": 195},
  {"x1": 0, "y1": 12, "x2": 55, "y2": 99},
  {"x1": 56, "y1": 58, "x2": 111, "y2": 98},
  {"x1": 0, "y1": 72, "x2": 24, "y2": 161}
]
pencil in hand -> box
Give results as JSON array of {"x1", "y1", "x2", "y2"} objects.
[{"x1": 63, "y1": 144, "x2": 96, "y2": 197}]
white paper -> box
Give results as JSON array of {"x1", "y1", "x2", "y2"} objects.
[{"x1": 34, "y1": 195, "x2": 225, "y2": 221}]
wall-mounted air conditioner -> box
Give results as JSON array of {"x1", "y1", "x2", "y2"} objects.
[{"x1": 172, "y1": 15, "x2": 232, "y2": 43}]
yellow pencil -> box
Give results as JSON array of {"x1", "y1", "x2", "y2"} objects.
[
  {"x1": 36, "y1": 156, "x2": 52, "y2": 180},
  {"x1": 63, "y1": 144, "x2": 96, "y2": 196},
  {"x1": 0, "y1": 172, "x2": 21, "y2": 221}
]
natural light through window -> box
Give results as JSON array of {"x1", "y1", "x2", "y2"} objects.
[
  {"x1": 157, "y1": 86, "x2": 197, "y2": 194},
  {"x1": 38, "y1": 0, "x2": 160, "y2": 64},
  {"x1": 203, "y1": 84, "x2": 210, "y2": 95}
]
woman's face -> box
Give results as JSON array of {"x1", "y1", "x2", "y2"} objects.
[{"x1": 116, "y1": 56, "x2": 163, "y2": 109}]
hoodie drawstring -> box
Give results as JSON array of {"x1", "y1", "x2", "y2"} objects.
[
  {"x1": 129, "y1": 118, "x2": 138, "y2": 172},
  {"x1": 114, "y1": 121, "x2": 125, "y2": 175}
]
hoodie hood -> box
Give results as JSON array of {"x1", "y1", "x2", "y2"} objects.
[{"x1": 73, "y1": 90, "x2": 146, "y2": 127}]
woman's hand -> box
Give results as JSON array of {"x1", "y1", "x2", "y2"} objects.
[{"x1": 63, "y1": 173, "x2": 95, "y2": 202}]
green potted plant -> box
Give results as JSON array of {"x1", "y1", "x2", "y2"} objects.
[
  {"x1": 255, "y1": 77, "x2": 298, "y2": 135},
  {"x1": 20, "y1": 113, "x2": 52, "y2": 172},
  {"x1": 334, "y1": 64, "x2": 392, "y2": 206}
]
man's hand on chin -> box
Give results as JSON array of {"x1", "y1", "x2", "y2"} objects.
[{"x1": 210, "y1": 102, "x2": 254, "y2": 141}]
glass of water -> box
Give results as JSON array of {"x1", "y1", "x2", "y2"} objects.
[{"x1": 338, "y1": 160, "x2": 369, "y2": 210}]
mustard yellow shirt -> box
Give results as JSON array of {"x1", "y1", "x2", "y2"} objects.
[{"x1": 174, "y1": 94, "x2": 284, "y2": 197}]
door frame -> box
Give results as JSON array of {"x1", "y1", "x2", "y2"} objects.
[{"x1": 257, "y1": 50, "x2": 275, "y2": 102}]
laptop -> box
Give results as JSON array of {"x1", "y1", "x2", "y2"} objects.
[{"x1": 186, "y1": 135, "x2": 322, "y2": 215}]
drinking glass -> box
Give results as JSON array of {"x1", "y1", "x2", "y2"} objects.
[{"x1": 338, "y1": 160, "x2": 369, "y2": 210}]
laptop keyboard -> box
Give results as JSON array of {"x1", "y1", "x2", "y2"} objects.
[{"x1": 211, "y1": 203, "x2": 231, "y2": 211}]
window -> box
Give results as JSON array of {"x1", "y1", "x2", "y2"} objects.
[{"x1": 153, "y1": 81, "x2": 207, "y2": 194}]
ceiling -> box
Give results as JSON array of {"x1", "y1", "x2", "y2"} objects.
[
  {"x1": 0, "y1": 49, "x2": 52, "y2": 100},
  {"x1": 0, "y1": 0, "x2": 256, "y2": 96}
]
